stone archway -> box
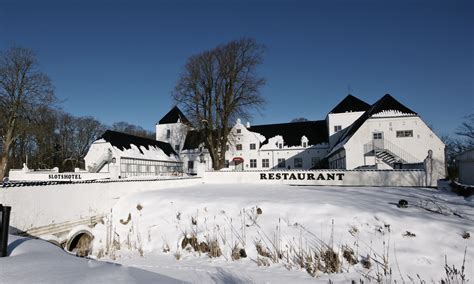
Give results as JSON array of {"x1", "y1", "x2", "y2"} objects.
[{"x1": 65, "y1": 227, "x2": 94, "y2": 257}]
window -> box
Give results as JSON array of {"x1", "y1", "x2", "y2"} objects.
[
  {"x1": 334, "y1": 125, "x2": 342, "y2": 132},
  {"x1": 250, "y1": 159, "x2": 257, "y2": 168},
  {"x1": 278, "y1": 143, "x2": 283, "y2": 149},
  {"x1": 175, "y1": 145, "x2": 180, "y2": 151},
  {"x1": 166, "y1": 129, "x2": 171, "y2": 139},
  {"x1": 302, "y1": 142, "x2": 307, "y2": 148},
  {"x1": 226, "y1": 145, "x2": 229, "y2": 151},
  {"x1": 311, "y1": 157, "x2": 320, "y2": 167},
  {"x1": 188, "y1": 161, "x2": 194, "y2": 170},
  {"x1": 250, "y1": 143, "x2": 256, "y2": 150},
  {"x1": 236, "y1": 144, "x2": 242, "y2": 151},
  {"x1": 396, "y1": 130, "x2": 413, "y2": 138},
  {"x1": 294, "y1": 158, "x2": 303, "y2": 168},
  {"x1": 277, "y1": 158, "x2": 286, "y2": 168},
  {"x1": 373, "y1": 132, "x2": 383, "y2": 139},
  {"x1": 236, "y1": 129, "x2": 241, "y2": 134},
  {"x1": 225, "y1": 160, "x2": 229, "y2": 168},
  {"x1": 262, "y1": 159, "x2": 269, "y2": 168}
]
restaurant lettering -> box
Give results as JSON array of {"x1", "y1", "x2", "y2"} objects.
[{"x1": 260, "y1": 172, "x2": 344, "y2": 181}]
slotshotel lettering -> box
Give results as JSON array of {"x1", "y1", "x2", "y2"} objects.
[
  {"x1": 48, "y1": 174, "x2": 82, "y2": 180},
  {"x1": 260, "y1": 172, "x2": 344, "y2": 181}
]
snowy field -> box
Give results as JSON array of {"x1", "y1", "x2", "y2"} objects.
[
  {"x1": 1, "y1": 183, "x2": 472, "y2": 283},
  {"x1": 88, "y1": 184, "x2": 473, "y2": 283}
]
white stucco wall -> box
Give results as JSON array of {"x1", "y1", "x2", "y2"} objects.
[
  {"x1": 83, "y1": 141, "x2": 114, "y2": 173},
  {"x1": 327, "y1": 112, "x2": 365, "y2": 146},
  {"x1": 0, "y1": 178, "x2": 202, "y2": 232},
  {"x1": 341, "y1": 116, "x2": 445, "y2": 185},
  {"x1": 220, "y1": 120, "x2": 329, "y2": 170},
  {"x1": 155, "y1": 122, "x2": 189, "y2": 153},
  {"x1": 204, "y1": 170, "x2": 426, "y2": 187}
]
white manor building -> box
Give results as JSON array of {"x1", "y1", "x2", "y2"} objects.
[
  {"x1": 84, "y1": 130, "x2": 182, "y2": 178},
  {"x1": 156, "y1": 94, "x2": 446, "y2": 185}
]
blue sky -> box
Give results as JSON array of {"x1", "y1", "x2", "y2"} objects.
[{"x1": 1, "y1": 0, "x2": 472, "y2": 136}]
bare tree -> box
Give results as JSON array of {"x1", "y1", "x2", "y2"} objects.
[
  {"x1": 0, "y1": 47, "x2": 55, "y2": 178},
  {"x1": 111, "y1": 121, "x2": 154, "y2": 139},
  {"x1": 173, "y1": 38, "x2": 266, "y2": 169},
  {"x1": 67, "y1": 116, "x2": 106, "y2": 169},
  {"x1": 291, "y1": 117, "x2": 309, "y2": 122},
  {"x1": 455, "y1": 113, "x2": 474, "y2": 148}
]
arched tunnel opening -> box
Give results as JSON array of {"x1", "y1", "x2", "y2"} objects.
[{"x1": 66, "y1": 231, "x2": 94, "y2": 257}]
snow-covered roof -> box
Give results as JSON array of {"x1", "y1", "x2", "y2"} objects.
[
  {"x1": 158, "y1": 106, "x2": 191, "y2": 125},
  {"x1": 327, "y1": 94, "x2": 417, "y2": 157},
  {"x1": 101, "y1": 130, "x2": 179, "y2": 159},
  {"x1": 248, "y1": 120, "x2": 328, "y2": 147},
  {"x1": 328, "y1": 94, "x2": 370, "y2": 114}
]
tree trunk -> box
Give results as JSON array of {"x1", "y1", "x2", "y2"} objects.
[
  {"x1": 0, "y1": 140, "x2": 12, "y2": 180},
  {"x1": 0, "y1": 118, "x2": 16, "y2": 179}
]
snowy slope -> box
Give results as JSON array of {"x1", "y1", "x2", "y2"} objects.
[
  {"x1": 0, "y1": 235, "x2": 184, "y2": 283},
  {"x1": 90, "y1": 184, "x2": 473, "y2": 283}
]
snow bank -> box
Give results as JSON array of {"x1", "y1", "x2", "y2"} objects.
[{"x1": 0, "y1": 235, "x2": 183, "y2": 283}]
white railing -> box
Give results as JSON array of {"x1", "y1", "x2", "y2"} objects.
[
  {"x1": 87, "y1": 151, "x2": 113, "y2": 173},
  {"x1": 364, "y1": 139, "x2": 419, "y2": 164}
]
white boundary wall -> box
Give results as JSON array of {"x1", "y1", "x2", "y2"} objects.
[
  {"x1": 0, "y1": 178, "x2": 202, "y2": 232},
  {"x1": 204, "y1": 170, "x2": 427, "y2": 187},
  {"x1": 8, "y1": 169, "x2": 111, "y2": 181}
]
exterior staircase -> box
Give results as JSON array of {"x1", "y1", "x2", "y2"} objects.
[
  {"x1": 87, "y1": 150, "x2": 113, "y2": 173},
  {"x1": 375, "y1": 150, "x2": 398, "y2": 167},
  {"x1": 364, "y1": 138, "x2": 419, "y2": 168}
]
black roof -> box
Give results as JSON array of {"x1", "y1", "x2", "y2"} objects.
[
  {"x1": 158, "y1": 106, "x2": 191, "y2": 125},
  {"x1": 182, "y1": 120, "x2": 329, "y2": 150},
  {"x1": 332, "y1": 94, "x2": 417, "y2": 149},
  {"x1": 101, "y1": 130, "x2": 177, "y2": 156},
  {"x1": 182, "y1": 130, "x2": 205, "y2": 150},
  {"x1": 329, "y1": 94, "x2": 371, "y2": 114},
  {"x1": 249, "y1": 120, "x2": 328, "y2": 147}
]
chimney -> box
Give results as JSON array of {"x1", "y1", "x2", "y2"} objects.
[{"x1": 246, "y1": 122, "x2": 250, "y2": 128}]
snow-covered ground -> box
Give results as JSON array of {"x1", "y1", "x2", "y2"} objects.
[
  {"x1": 88, "y1": 184, "x2": 473, "y2": 283},
  {"x1": 0, "y1": 235, "x2": 184, "y2": 283}
]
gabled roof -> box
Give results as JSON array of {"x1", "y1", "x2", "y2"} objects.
[
  {"x1": 249, "y1": 120, "x2": 328, "y2": 147},
  {"x1": 330, "y1": 94, "x2": 417, "y2": 153},
  {"x1": 158, "y1": 106, "x2": 191, "y2": 125},
  {"x1": 182, "y1": 121, "x2": 329, "y2": 150},
  {"x1": 101, "y1": 130, "x2": 177, "y2": 156},
  {"x1": 329, "y1": 94, "x2": 370, "y2": 114},
  {"x1": 182, "y1": 130, "x2": 205, "y2": 150}
]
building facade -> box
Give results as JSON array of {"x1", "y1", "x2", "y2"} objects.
[
  {"x1": 156, "y1": 94, "x2": 446, "y2": 184},
  {"x1": 84, "y1": 130, "x2": 182, "y2": 178}
]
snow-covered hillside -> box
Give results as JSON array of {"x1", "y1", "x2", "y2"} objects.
[{"x1": 90, "y1": 184, "x2": 473, "y2": 283}]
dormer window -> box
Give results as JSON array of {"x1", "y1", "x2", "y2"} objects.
[
  {"x1": 301, "y1": 136, "x2": 309, "y2": 148},
  {"x1": 334, "y1": 125, "x2": 342, "y2": 133},
  {"x1": 236, "y1": 129, "x2": 241, "y2": 134}
]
